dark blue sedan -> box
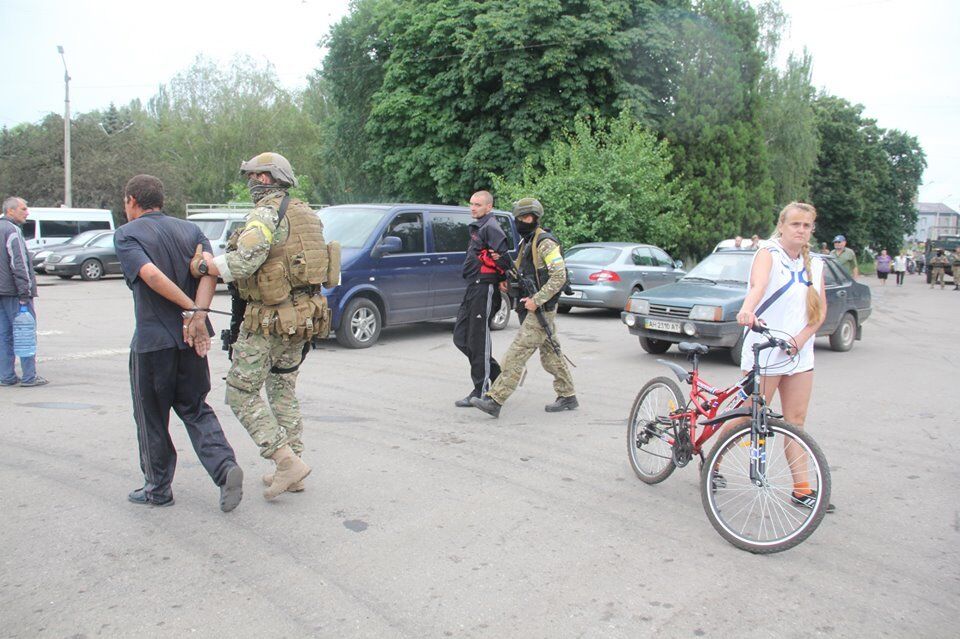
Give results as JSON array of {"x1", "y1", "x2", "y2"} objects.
[{"x1": 620, "y1": 249, "x2": 872, "y2": 364}]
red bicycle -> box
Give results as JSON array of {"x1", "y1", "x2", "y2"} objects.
[{"x1": 627, "y1": 326, "x2": 831, "y2": 553}]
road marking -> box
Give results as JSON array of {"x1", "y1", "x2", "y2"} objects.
[
  {"x1": 38, "y1": 348, "x2": 128, "y2": 362},
  {"x1": 37, "y1": 330, "x2": 65, "y2": 336}
]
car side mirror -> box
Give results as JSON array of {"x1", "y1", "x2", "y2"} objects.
[
  {"x1": 374, "y1": 235, "x2": 402, "y2": 257},
  {"x1": 674, "y1": 259, "x2": 684, "y2": 270}
]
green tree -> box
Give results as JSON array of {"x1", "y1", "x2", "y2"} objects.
[
  {"x1": 319, "y1": 0, "x2": 683, "y2": 203},
  {"x1": 810, "y1": 95, "x2": 925, "y2": 253},
  {"x1": 661, "y1": 0, "x2": 774, "y2": 256},
  {"x1": 492, "y1": 112, "x2": 686, "y2": 250}
]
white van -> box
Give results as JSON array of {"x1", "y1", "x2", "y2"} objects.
[
  {"x1": 21, "y1": 207, "x2": 115, "y2": 250},
  {"x1": 186, "y1": 204, "x2": 253, "y2": 257}
]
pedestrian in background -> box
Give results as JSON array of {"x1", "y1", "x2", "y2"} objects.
[
  {"x1": 0, "y1": 196, "x2": 47, "y2": 387},
  {"x1": 831, "y1": 235, "x2": 859, "y2": 278},
  {"x1": 453, "y1": 190, "x2": 511, "y2": 407},
  {"x1": 893, "y1": 252, "x2": 907, "y2": 286},
  {"x1": 114, "y1": 175, "x2": 243, "y2": 511},
  {"x1": 952, "y1": 252, "x2": 960, "y2": 291},
  {"x1": 875, "y1": 249, "x2": 892, "y2": 286}
]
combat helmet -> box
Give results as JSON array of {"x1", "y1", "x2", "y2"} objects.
[
  {"x1": 239, "y1": 152, "x2": 298, "y2": 188},
  {"x1": 512, "y1": 197, "x2": 543, "y2": 219}
]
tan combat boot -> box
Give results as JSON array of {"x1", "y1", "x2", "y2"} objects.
[
  {"x1": 263, "y1": 445, "x2": 311, "y2": 500},
  {"x1": 261, "y1": 473, "x2": 305, "y2": 493}
]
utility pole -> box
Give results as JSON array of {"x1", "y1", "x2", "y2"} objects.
[{"x1": 57, "y1": 45, "x2": 72, "y2": 207}]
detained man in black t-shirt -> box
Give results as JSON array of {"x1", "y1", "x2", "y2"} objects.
[
  {"x1": 114, "y1": 174, "x2": 242, "y2": 512},
  {"x1": 452, "y1": 190, "x2": 512, "y2": 407}
]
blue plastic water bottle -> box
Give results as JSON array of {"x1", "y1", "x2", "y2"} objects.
[{"x1": 13, "y1": 304, "x2": 36, "y2": 357}]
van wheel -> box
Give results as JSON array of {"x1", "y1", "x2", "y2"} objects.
[
  {"x1": 336, "y1": 298, "x2": 381, "y2": 348},
  {"x1": 490, "y1": 292, "x2": 511, "y2": 330},
  {"x1": 80, "y1": 259, "x2": 104, "y2": 281}
]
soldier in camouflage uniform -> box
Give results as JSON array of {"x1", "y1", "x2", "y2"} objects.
[
  {"x1": 196, "y1": 152, "x2": 335, "y2": 499},
  {"x1": 470, "y1": 198, "x2": 577, "y2": 418},
  {"x1": 929, "y1": 250, "x2": 949, "y2": 289}
]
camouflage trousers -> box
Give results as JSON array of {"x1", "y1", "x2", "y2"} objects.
[
  {"x1": 488, "y1": 309, "x2": 575, "y2": 405},
  {"x1": 226, "y1": 330, "x2": 307, "y2": 459}
]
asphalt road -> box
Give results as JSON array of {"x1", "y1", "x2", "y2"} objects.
[{"x1": 1, "y1": 272, "x2": 957, "y2": 638}]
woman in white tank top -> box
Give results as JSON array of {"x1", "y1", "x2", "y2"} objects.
[{"x1": 735, "y1": 202, "x2": 832, "y2": 511}]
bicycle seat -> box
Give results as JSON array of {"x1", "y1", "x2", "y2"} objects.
[{"x1": 678, "y1": 342, "x2": 708, "y2": 355}]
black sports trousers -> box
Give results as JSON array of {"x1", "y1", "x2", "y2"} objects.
[
  {"x1": 453, "y1": 281, "x2": 502, "y2": 398},
  {"x1": 129, "y1": 347, "x2": 236, "y2": 501}
]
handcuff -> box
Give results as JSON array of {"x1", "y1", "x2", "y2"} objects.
[{"x1": 181, "y1": 307, "x2": 210, "y2": 320}]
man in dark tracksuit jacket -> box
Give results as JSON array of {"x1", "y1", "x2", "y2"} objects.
[{"x1": 453, "y1": 191, "x2": 511, "y2": 407}]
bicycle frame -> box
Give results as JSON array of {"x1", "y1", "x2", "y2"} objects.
[{"x1": 660, "y1": 330, "x2": 786, "y2": 478}]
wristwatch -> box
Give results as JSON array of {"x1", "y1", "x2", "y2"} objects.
[{"x1": 197, "y1": 259, "x2": 209, "y2": 276}]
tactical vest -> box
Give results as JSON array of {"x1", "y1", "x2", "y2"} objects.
[
  {"x1": 233, "y1": 194, "x2": 340, "y2": 340},
  {"x1": 236, "y1": 195, "x2": 329, "y2": 305},
  {"x1": 516, "y1": 227, "x2": 563, "y2": 312}
]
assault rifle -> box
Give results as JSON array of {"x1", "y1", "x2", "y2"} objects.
[
  {"x1": 220, "y1": 282, "x2": 246, "y2": 360},
  {"x1": 507, "y1": 266, "x2": 576, "y2": 368}
]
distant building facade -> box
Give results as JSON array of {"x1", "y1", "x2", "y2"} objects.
[{"x1": 912, "y1": 202, "x2": 959, "y2": 242}]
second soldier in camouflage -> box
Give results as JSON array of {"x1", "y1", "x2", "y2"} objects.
[{"x1": 470, "y1": 198, "x2": 577, "y2": 418}]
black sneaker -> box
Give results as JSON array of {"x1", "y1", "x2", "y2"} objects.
[
  {"x1": 128, "y1": 488, "x2": 175, "y2": 507},
  {"x1": 469, "y1": 395, "x2": 501, "y2": 418},
  {"x1": 791, "y1": 490, "x2": 835, "y2": 514},
  {"x1": 711, "y1": 472, "x2": 727, "y2": 491},
  {"x1": 545, "y1": 395, "x2": 579, "y2": 412}
]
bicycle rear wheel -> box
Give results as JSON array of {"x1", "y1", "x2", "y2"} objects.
[
  {"x1": 700, "y1": 418, "x2": 831, "y2": 554},
  {"x1": 627, "y1": 377, "x2": 683, "y2": 484}
]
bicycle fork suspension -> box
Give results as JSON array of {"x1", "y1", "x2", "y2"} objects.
[{"x1": 749, "y1": 408, "x2": 770, "y2": 486}]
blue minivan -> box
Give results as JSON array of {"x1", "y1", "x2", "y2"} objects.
[{"x1": 319, "y1": 204, "x2": 520, "y2": 348}]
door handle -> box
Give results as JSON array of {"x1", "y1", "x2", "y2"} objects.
[
  {"x1": 836, "y1": 290, "x2": 847, "y2": 297},
  {"x1": 437, "y1": 257, "x2": 448, "y2": 264},
  {"x1": 420, "y1": 257, "x2": 431, "y2": 264}
]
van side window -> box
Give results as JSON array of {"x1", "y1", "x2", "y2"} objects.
[
  {"x1": 79, "y1": 221, "x2": 111, "y2": 232},
  {"x1": 21, "y1": 221, "x2": 36, "y2": 240},
  {"x1": 385, "y1": 212, "x2": 424, "y2": 254},
  {"x1": 40, "y1": 220, "x2": 80, "y2": 238},
  {"x1": 496, "y1": 215, "x2": 516, "y2": 250},
  {"x1": 431, "y1": 215, "x2": 470, "y2": 253}
]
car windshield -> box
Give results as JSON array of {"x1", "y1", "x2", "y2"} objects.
[
  {"x1": 190, "y1": 220, "x2": 226, "y2": 241},
  {"x1": 564, "y1": 246, "x2": 620, "y2": 265},
  {"x1": 319, "y1": 207, "x2": 387, "y2": 248},
  {"x1": 683, "y1": 252, "x2": 752, "y2": 283},
  {"x1": 66, "y1": 230, "x2": 105, "y2": 246}
]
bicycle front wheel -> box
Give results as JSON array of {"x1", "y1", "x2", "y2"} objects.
[
  {"x1": 627, "y1": 377, "x2": 683, "y2": 484},
  {"x1": 700, "y1": 419, "x2": 831, "y2": 554}
]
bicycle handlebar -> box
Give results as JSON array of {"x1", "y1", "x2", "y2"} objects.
[{"x1": 749, "y1": 321, "x2": 794, "y2": 354}]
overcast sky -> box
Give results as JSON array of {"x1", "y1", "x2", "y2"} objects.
[{"x1": 2, "y1": 0, "x2": 957, "y2": 210}]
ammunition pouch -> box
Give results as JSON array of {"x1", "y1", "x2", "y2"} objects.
[{"x1": 243, "y1": 291, "x2": 331, "y2": 341}]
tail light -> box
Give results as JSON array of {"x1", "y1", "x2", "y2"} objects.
[{"x1": 589, "y1": 270, "x2": 621, "y2": 282}]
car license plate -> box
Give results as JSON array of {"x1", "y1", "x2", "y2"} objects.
[
  {"x1": 562, "y1": 290, "x2": 583, "y2": 298},
  {"x1": 644, "y1": 318, "x2": 681, "y2": 333},
  {"x1": 46, "y1": 265, "x2": 55, "y2": 272}
]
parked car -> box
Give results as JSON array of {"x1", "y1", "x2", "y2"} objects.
[
  {"x1": 620, "y1": 249, "x2": 872, "y2": 364},
  {"x1": 319, "y1": 204, "x2": 519, "y2": 348},
  {"x1": 558, "y1": 242, "x2": 685, "y2": 313},
  {"x1": 32, "y1": 229, "x2": 112, "y2": 274},
  {"x1": 43, "y1": 231, "x2": 121, "y2": 281},
  {"x1": 186, "y1": 204, "x2": 252, "y2": 258}
]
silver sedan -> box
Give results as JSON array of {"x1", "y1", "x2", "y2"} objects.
[{"x1": 559, "y1": 242, "x2": 685, "y2": 313}]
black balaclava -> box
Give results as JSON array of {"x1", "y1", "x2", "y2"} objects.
[
  {"x1": 248, "y1": 177, "x2": 287, "y2": 204},
  {"x1": 517, "y1": 217, "x2": 539, "y2": 240}
]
